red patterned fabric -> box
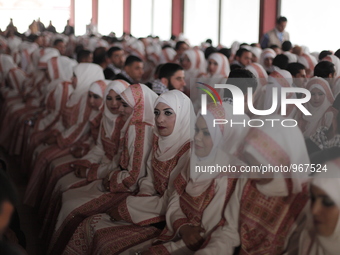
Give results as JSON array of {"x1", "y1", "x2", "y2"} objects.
[{"x1": 238, "y1": 181, "x2": 308, "y2": 254}]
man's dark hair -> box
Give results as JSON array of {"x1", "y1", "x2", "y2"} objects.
[
  {"x1": 53, "y1": 39, "x2": 63, "y2": 46},
  {"x1": 286, "y1": 62, "x2": 306, "y2": 76},
  {"x1": 124, "y1": 55, "x2": 143, "y2": 67},
  {"x1": 277, "y1": 16, "x2": 287, "y2": 24},
  {"x1": 273, "y1": 54, "x2": 289, "y2": 69},
  {"x1": 219, "y1": 48, "x2": 231, "y2": 59},
  {"x1": 27, "y1": 34, "x2": 41, "y2": 43},
  {"x1": 93, "y1": 47, "x2": 107, "y2": 65},
  {"x1": 152, "y1": 64, "x2": 164, "y2": 80},
  {"x1": 204, "y1": 46, "x2": 218, "y2": 59},
  {"x1": 162, "y1": 44, "x2": 172, "y2": 50},
  {"x1": 314, "y1": 61, "x2": 335, "y2": 78},
  {"x1": 224, "y1": 69, "x2": 257, "y2": 98},
  {"x1": 175, "y1": 41, "x2": 188, "y2": 51},
  {"x1": 159, "y1": 63, "x2": 183, "y2": 80},
  {"x1": 0, "y1": 171, "x2": 18, "y2": 210},
  {"x1": 269, "y1": 44, "x2": 280, "y2": 50},
  {"x1": 205, "y1": 39, "x2": 212, "y2": 45},
  {"x1": 107, "y1": 46, "x2": 122, "y2": 58},
  {"x1": 335, "y1": 49, "x2": 340, "y2": 60},
  {"x1": 77, "y1": 49, "x2": 91, "y2": 63},
  {"x1": 282, "y1": 41, "x2": 292, "y2": 52},
  {"x1": 235, "y1": 48, "x2": 251, "y2": 58},
  {"x1": 318, "y1": 50, "x2": 332, "y2": 61}
]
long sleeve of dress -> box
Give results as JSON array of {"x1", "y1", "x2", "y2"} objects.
[
  {"x1": 119, "y1": 150, "x2": 191, "y2": 225},
  {"x1": 109, "y1": 124, "x2": 154, "y2": 193},
  {"x1": 195, "y1": 178, "x2": 247, "y2": 255},
  {"x1": 35, "y1": 84, "x2": 63, "y2": 131}
]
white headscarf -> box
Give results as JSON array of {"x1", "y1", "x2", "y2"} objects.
[
  {"x1": 299, "y1": 158, "x2": 340, "y2": 255},
  {"x1": 302, "y1": 77, "x2": 334, "y2": 136},
  {"x1": 154, "y1": 90, "x2": 195, "y2": 161},
  {"x1": 47, "y1": 56, "x2": 77, "y2": 82},
  {"x1": 260, "y1": 48, "x2": 276, "y2": 73},
  {"x1": 242, "y1": 115, "x2": 310, "y2": 195},
  {"x1": 67, "y1": 63, "x2": 105, "y2": 107},
  {"x1": 103, "y1": 80, "x2": 130, "y2": 137},
  {"x1": 187, "y1": 103, "x2": 249, "y2": 196},
  {"x1": 298, "y1": 53, "x2": 318, "y2": 77},
  {"x1": 208, "y1": 52, "x2": 230, "y2": 77},
  {"x1": 0, "y1": 54, "x2": 17, "y2": 76},
  {"x1": 250, "y1": 47, "x2": 262, "y2": 63},
  {"x1": 37, "y1": 47, "x2": 60, "y2": 69},
  {"x1": 120, "y1": 83, "x2": 158, "y2": 129},
  {"x1": 184, "y1": 49, "x2": 206, "y2": 74}
]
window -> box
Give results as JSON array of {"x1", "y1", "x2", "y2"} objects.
[
  {"x1": 281, "y1": 0, "x2": 340, "y2": 52},
  {"x1": 98, "y1": 0, "x2": 123, "y2": 36},
  {"x1": 184, "y1": 0, "x2": 219, "y2": 46},
  {"x1": 220, "y1": 0, "x2": 260, "y2": 47}
]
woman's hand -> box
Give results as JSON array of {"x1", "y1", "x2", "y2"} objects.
[
  {"x1": 70, "y1": 147, "x2": 84, "y2": 158},
  {"x1": 102, "y1": 174, "x2": 111, "y2": 191},
  {"x1": 179, "y1": 225, "x2": 205, "y2": 251},
  {"x1": 71, "y1": 164, "x2": 87, "y2": 178},
  {"x1": 107, "y1": 207, "x2": 122, "y2": 221},
  {"x1": 45, "y1": 135, "x2": 57, "y2": 145}
]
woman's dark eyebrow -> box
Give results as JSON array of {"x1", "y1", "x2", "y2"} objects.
[{"x1": 162, "y1": 108, "x2": 173, "y2": 111}]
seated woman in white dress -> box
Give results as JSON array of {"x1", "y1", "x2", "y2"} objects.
[
  {"x1": 38, "y1": 80, "x2": 129, "y2": 226},
  {"x1": 48, "y1": 84, "x2": 158, "y2": 255},
  {"x1": 297, "y1": 77, "x2": 338, "y2": 137},
  {"x1": 195, "y1": 116, "x2": 310, "y2": 255},
  {"x1": 143, "y1": 103, "x2": 248, "y2": 255},
  {"x1": 62, "y1": 90, "x2": 194, "y2": 255},
  {"x1": 298, "y1": 157, "x2": 340, "y2": 255}
]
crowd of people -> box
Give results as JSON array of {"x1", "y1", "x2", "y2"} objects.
[{"x1": 0, "y1": 16, "x2": 339, "y2": 255}]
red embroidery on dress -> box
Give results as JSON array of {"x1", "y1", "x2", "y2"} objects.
[{"x1": 238, "y1": 181, "x2": 308, "y2": 254}]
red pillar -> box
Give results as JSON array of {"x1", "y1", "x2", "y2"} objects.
[
  {"x1": 171, "y1": 0, "x2": 184, "y2": 36},
  {"x1": 70, "y1": 0, "x2": 75, "y2": 26},
  {"x1": 259, "y1": 0, "x2": 279, "y2": 41},
  {"x1": 123, "y1": 0, "x2": 131, "y2": 34},
  {"x1": 92, "y1": 0, "x2": 99, "y2": 26}
]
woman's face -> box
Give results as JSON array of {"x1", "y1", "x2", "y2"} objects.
[
  {"x1": 310, "y1": 88, "x2": 326, "y2": 108},
  {"x1": 106, "y1": 90, "x2": 122, "y2": 115},
  {"x1": 154, "y1": 102, "x2": 176, "y2": 137},
  {"x1": 264, "y1": 57, "x2": 273, "y2": 67},
  {"x1": 180, "y1": 54, "x2": 191, "y2": 70},
  {"x1": 194, "y1": 116, "x2": 213, "y2": 158},
  {"x1": 310, "y1": 184, "x2": 339, "y2": 237},
  {"x1": 88, "y1": 91, "x2": 103, "y2": 110},
  {"x1": 118, "y1": 98, "x2": 133, "y2": 121},
  {"x1": 208, "y1": 59, "x2": 218, "y2": 75}
]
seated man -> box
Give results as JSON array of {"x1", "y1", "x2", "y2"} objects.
[
  {"x1": 114, "y1": 55, "x2": 144, "y2": 84},
  {"x1": 151, "y1": 63, "x2": 186, "y2": 95}
]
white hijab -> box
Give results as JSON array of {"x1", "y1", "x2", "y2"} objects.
[
  {"x1": 242, "y1": 115, "x2": 310, "y2": 195},
  {"x1": 186, "y1": 103, "x2": 249, "y2": 196},
  {"x1": 154, "y1": 90, "x2": 195, "y2": 161},
  {"x1": 299, "y1": 158, "x2": 340, "y2": 255},
  {"x1": 67, "y1": 63, "x2": 105, "y2": 107},
  {"x1": 120, "y1": 83, "x2": 158, "y2": 133},
  {"x1": 103, "y1": 80, "x2": 130, "y2": 137},
  {"x1": 46, "y1": 56, "x2": 77, "y2": 94},
  {"x1": 183, "y1": 49, "x2": 206, "y2": 87},
  {"x1": 298, "y1": 53, "x2": 318, "y2": 76},
  {"x1": 37, "y1": 47, "x2": 60, "y2": 69},
  {"x1": 208, "y1": 52, "x2": 230, "y2": 78},
  {"x1": 302, "y1": 77, "x2": 334, "y2": 136},
  {"x1": 260, "y1": 48, "x2": 276, "y2": 73},
  {"x1": 0, "y1": 54, "x2": 17, "y2": 76}
]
